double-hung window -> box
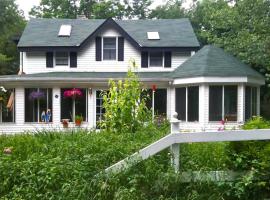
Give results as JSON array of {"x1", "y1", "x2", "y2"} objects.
[
  {"x1": 149, "y1": 52, "x2": 163, "y2": 67},
  {"x1": 55, "y1": 52, "x2": 69, "y2": 66},
  {"x1": 103, "y1": 38, "x2": 116, "y2": 60},
  {"x1": 209, "y1": 85, "x2": 237, "y2": 121},
  {"x1": 175, "y1": 86, "x2": 199, "y2": 122}
]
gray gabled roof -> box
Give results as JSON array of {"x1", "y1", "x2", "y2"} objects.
[
  {"x1": 172, "y1": 45, "x2": 264, "y2": 79},
  {"x1": 18, "y1": 18, "x2": 200, "y2": 48}
]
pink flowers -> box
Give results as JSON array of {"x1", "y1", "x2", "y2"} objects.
[{"x1": 63, "y1": 88, "x2": 82, "y2": 99}]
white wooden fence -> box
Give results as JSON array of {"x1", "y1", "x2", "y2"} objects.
[{"x1": 105, "y1": 113, "x2": 270, "y2": 174}]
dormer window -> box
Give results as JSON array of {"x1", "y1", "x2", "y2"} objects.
[
  {"x1": 103, "y1": 37, "x2": 116, "y2": 60},
  {"x1": 149, "y1": 52, "x2": 163, "y2": 67},
  {"x1": 55, "y1": 52, "x2": 69, "y2": 66}
]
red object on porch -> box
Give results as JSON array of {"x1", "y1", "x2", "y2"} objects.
[{"x1": 152, "y1": 84, "x2": 157, "y2": 92}]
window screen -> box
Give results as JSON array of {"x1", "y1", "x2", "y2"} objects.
[
  {"x1": 188, "y1": 86, "x2": 199, "y2": 121},
  {"x1": 224, "y1": 86, "x2": 237, "y2": 121},
  {"x1": 209, "y1": 86, "x2": 222, "y2": 121},
  {"x1": 175, "y1": 87, "x2": 186, "y2": 121}
]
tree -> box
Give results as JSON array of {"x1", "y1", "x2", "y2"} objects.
[
  {"x1": 124, "y1": 0, "x2": 152, "y2": 19},
  {"x1": 30, "y1": 0, "x2": 79, "y2": 18},
  {"x1": 149, "y1": 0, "x2": 186, "y2": 19},
  {"x1": 30, "y1": 0, "x2": 126, "y2": 19},
  {"x1": 0, "y1": 0, "x2": 25, "y2": 75}
]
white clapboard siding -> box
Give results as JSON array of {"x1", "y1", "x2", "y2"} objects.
[
  {"x1": 52, "y1": 88, "x2": 61, "y2": 123},
  {"x1": 171, "y1": 52, "x2": 190, "y2": 68},
  {"x1": 22, "y1": 27, "x2": 191, "y2": 74}
]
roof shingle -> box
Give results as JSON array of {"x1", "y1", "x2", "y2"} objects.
[
  {"x1": 172, "y1": 45, "x2": 264, "y2": 79},
  {"x1": 18, "y1": 18, "x2": 200, "y2": 48}
]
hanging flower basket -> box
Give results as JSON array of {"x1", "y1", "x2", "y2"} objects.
[
  {"x1": 28, "y1": 91, "x2": 45, "y2": 101},
  {"x1": 64, "y1": 88, "x2": 82, "y2": 99}
]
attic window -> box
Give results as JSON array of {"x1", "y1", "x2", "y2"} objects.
[
  {"x1": 147, "y1": 32, "x2": 160, "y2": 40},
  {"x1": 58, "y1": 25, "x2": 72, "y2": 37}
]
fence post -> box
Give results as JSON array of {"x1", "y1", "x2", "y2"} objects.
[{"x1": 170, "y1": 112, "x2": 180, "y2": 172}]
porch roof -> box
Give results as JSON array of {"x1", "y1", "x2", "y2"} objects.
[
  {"x1": 0, "y1": 71, "x2": 172, "y2": 83},
  {"x1": 172, "y1": 45, "x2": 264, "y2": 80}
]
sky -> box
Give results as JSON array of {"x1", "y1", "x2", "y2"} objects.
[{"x1": 15, "y1": 0, "x2": 193, "y2": 19}]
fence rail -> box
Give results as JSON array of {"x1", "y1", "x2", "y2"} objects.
[{"x1": 105, "y1": 115, "x2": 270, "y2": 174}]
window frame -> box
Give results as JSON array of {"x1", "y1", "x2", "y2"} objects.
[
  {"x1": 209, "y1": 85, "x2": 238, "y2": 122},
  {"x1": 148, "y1": 51, "x2": 164, "y2": 67},
  {"x1": 102, "y1": 37, "x2": 117, "y2": 61},
  {"x1": 54, "y1": 51, "x2": 69, "y2": 67},
  {"x1": 60, "y1": 88, "x2": 88, "y2": 122},
  {"x1": 175, "y1": 86, "x2": 199, "y2": 122},
  {"x1": 24, "y1": 88, "x2": 53, "y2": 123}
]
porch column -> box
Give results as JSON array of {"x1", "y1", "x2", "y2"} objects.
[
  {"x1": 15, "y1": 87, "x2": 24, "y2": 124},
  {"x1": 199, "y1": 84, "x2": 208, "y2": 130},
  {"x1": 257, "y1": 86, "x2": 260, "y2": 116},
  {"x1": 237, "y1": 84, "x2": 245, "y2": 123},
  {"x1": 88, "y1": 88, "x2": 95, "y2": 128},
  {"x1": 52, "y1": 88, "x2": 61, "y2": 124},
  {"x1": 169, "y1": 86, "x2": 176, "y2": 119}
]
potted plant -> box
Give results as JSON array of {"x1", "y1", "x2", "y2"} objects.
[
  {"x1": 62, "y1": 119, "x2": 69, "y2": 128},
  {"x1": 75, "y1": 115, "x2": 83, "y2": 127}
]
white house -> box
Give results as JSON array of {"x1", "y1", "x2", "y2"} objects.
[{"x1": 0, "y1": 18, "x2": 264, "y2": 133}]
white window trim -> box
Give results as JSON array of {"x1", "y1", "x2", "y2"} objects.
[
  {"x1": 54, "y1": 52, "x2": 70, "y2": 67},
  {"x1": 102, "y1": 37, "x2": 118, "y2": 61},
  {"x1": 148, "y1": 52, "x2": 164, "y2": 68}
]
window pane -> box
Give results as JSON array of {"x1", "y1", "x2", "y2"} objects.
[
  {"x1": 251, "y1": 87, "x2": 257, "y2": 116},
  {"x1": 145, "y1": 89, "x2": 167, "y2": 116},
  {"x1": 188, "y1": 86, "x2": 199, "y2": 122},
  {"x1": 75, "y1": 89, "x2": 87, "y2": 122},
  {"x1": 103, "y1": 49, "x2": 116, "y2": 60},
  {"x1": 224, "y1": 86, "x2": 237, "y2": 121},
  {"x1": 150, "y1": 52, "x2": 163, "y2": 67},
  {"x1": 61, "y1": 88, "x2": 87, "y2": 122},
  {"x1": 96, "y1": 90, "x2": 106, "y2": 127},
  {"x1": 209, "y1": 86, "x2": 222, "y2": 121},
  {"x1": 175, "y1": 87, "x2": 186, "y2": 121},
  {"x1": 0, "y1": 89, "x2": 15, "y2": 123},
  {"x1": 245, "y1": 86, "x2": 251, "y2": 121},
  {"x1": 55, "y1": 52, "x2": 69, "y2": 65},
  {"x1": 103, "y1": 38, "x2": 116, "y2": 60},
  {"x1": 25, "y1": 88, "x2": 52, "y2": 122}
]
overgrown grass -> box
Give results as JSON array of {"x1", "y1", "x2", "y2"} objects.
[{"x1": 1, "y1": 118, "x2": 270, "y2": 199}]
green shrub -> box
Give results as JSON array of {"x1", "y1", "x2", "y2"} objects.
[
  {"x1": 225, "y1": 116, "x2": 270, "y2": 199},
  {"x1": 101, "y1": 65, "x2": 151, "y2": 133},
  {"x1": 242, "y1": 116, "x2": 270, "y2": 130}
]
